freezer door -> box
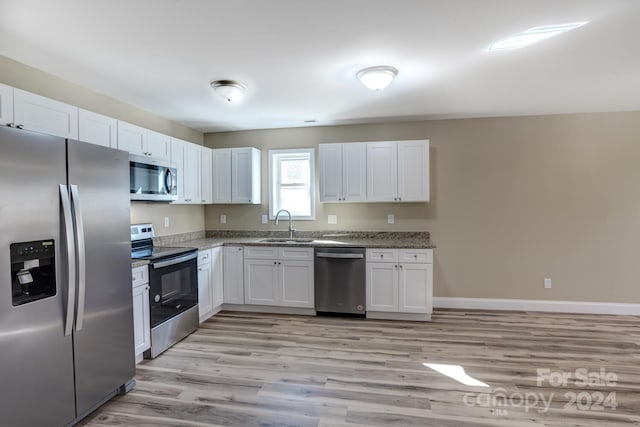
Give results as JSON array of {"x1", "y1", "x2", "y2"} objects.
[
  {"x1": 67, "y1": 140, "x2": 135, "y2": 417},
  {"x1": 0, "y1": 127, "x2": 76, "y2": 426}
]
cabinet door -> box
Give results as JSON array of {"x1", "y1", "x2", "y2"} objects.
[
  {"x1": 342, "y1": 142, "x2": 367, "y2": 202},
  {"x1": 398, "y1": 140, "x2": 429, "y2": 202},
  {"x1": 212, "y1": 148, "x2": 232, "y2": 203},
  {"x1": 198, "y1": 261, "x2": 213, "y2": 322},
  {"x1": 201, "y1": 146, "x2": 213, "y2": 204},
  {"x1": 117, "y1": 121, "x2": 146, "y2": 156},
  {"x1": 366, "y1": 262, "x2": 398, "y2": 312},
  {"x1": 398, "y1": 263, "x2": 432, "y2": 314},
  {"x1": 279, "y1": 260, "x2": 314, "y2": 308},
  {"x1": 132, "y1": 284, "x2": 150, "y2": 356},
  {"x1": 13, "y1": 89, "x2": 79, "y2": 139},
  {"x1": 146, "y1": 130, "x2": 171, "y2": 161},
  {"x1": 183, "y1": 142, "x2": 201, "y2": 203},
  {"x1": 0, "y1": 83, "x2": 14, "y2": 125},
  {"x1": 244, "y1": 259, "x2": 278, "y2": 305},
  {"x1": 232, "y1": 147, "x2": 260, "y2": 204},
  {"x1": 318, "y1": 143, "x2": 342, "y2": 202},
  {"x1": 211, "y1": 247, "x2": 224, "y2": 308},
  {"x1": 78, "y1": 109, "x2": 117, "y2": 148},
  {"x1": 367, "y1": 141, "x2": 398, "y2": 201},
  {"x1": 223, "y1": 246, "x2": 244, "y2": 304}
]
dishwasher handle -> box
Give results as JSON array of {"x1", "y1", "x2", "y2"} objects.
[{"x1": 316, "y1": 252, "x2": 364, "y2": 259}]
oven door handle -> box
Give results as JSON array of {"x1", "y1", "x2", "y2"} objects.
[{"x1": 152, "y1": 252, "x2": 197, "y2": 269}]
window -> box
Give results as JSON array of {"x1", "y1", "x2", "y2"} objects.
[{"x1": 269, "y1": 148, "x2": 315, "y2": 220}]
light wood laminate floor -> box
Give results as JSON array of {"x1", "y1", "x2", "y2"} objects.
[{"x1": 82, "y1": 310, "x2": 640, "y2": 426}]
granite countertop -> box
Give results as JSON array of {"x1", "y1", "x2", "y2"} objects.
[
  {"x1": 131, "y1": 259, "x2": 150, "y2": 268},
  {"x1": 154, "y1": 231, "x2": 435, "y2": 252}
]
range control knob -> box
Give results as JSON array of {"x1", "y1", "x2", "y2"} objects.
[{"x1": 154, "y1": 294, "x2": 161, "y2": 303}]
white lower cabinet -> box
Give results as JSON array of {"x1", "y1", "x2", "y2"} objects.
[
  {"x1": 132, "y1": 265, "x2": 150, "y2": 361},
  {"x1": 366, "y1": 248, "x2": 433, "y2": 319},
  {"x1": 198, "y1": 247, "x2": 223, "y2": 323},
  {"x1": 243, "y1": 246, "x2": 314, "y2": 308},
  {"x1": 223, "y1": 246, "x2": 245, "y2": 304}
]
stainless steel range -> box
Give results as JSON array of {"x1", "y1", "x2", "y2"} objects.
[{"x1": 131, "y1": 223, "x2": 198, "y2": 358}]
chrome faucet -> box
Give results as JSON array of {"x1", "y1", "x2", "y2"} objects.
[{"x1": 274, "y1": 209, "x2": 296, "y2": 239}]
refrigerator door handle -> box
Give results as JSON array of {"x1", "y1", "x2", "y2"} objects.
[
  {"x1": 70, "y1": 184, "x2": 87, "y2": 332},
  {"x1": 59, "y1": 184, "x2": 76, "y2": 336}
]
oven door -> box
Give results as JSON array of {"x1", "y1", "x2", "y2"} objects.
[{"x1": 149, "y1": 251, "x2": 198, "y2": 328}]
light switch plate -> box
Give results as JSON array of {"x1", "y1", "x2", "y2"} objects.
[
  {"x1": 164, "y1": 216, "x2": 170, "y2": 227},
  {"x1": 328, "y1": 215, "x2": 337, "y2": 225},
  {"x1": 220, "y1": 214, "x2": 227, "y2": 224},
  {"x1": 387, "y1": 214, "x2": 395, "y2": 224},
  {"x1": 261, "y1": 214, "x2": 268, "y2": 224}
]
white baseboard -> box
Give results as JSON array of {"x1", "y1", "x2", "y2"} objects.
[
  {"x1": 433, "y1": 297, "x2": 640, "y2": 316},
  {"x1": 367, "y1": 311, "x2": 432, "y2": 322},
  {"x1": 222, "y1": 304, "x2": 316, "y2": 316}
]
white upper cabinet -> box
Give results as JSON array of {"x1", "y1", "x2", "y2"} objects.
[
  {"x1": 212, "y1": 147, "x2": 261, "y2": 204},
  {"x1": 170, "y1": 137, "x2": 201, "y2": 204},
  {"x1": 78, "y1": 109, "x2": 117, "y2": 148},
  {"x1": 398, "y1": 140, "x2": 430, "y2": 202},
  {"x1": 319, "y1": 142, "x2": 367, "y2": 202},
  {"x1": 0, "y1": 83, "x2": 14, "y2": 125},
  {"x1": 13, "y1": 89, "x2": 78, "y2": 139},
  {"x1": 232, "y1": 147, "x2": 261, "y2": 204},
  {"x1": 367, "y1": 141, "x2": 399, "y2": 201},
  {"x1": 117, "y1": 121, "x2": 170, "y2": 162},
  {"x1": 146, "y1": 129, "x2": 171, "y2": 161},
  {"x1": 117, "y1": 121, "x2": 146, "y2": 155},
  {"x1": 212, "y1": 148, "x2": 232, "y2": 203},
  {"x1": 200, "y1": 146, "x2": 213, "y2": 204},
  {"x1": 367, "y1": 140, "x2": 429, "y2": 202}
]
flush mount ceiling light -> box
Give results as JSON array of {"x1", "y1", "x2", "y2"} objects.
[
  {"x1": 488, "y1": 22, "x2": 588, "y2": 51},
  {"x1": 210, "y1": 80, "x2": 247, "y2": 102},
  {"x1": 356, "y1": 66, "x2": 398, "y2": 91}
]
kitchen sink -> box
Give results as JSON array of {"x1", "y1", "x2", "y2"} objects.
[{"x1": 259, "y1": 238, "x2": 315, "y2": 244}]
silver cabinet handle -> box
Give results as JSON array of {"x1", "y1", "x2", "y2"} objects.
[
  {"x1": 59, "y1": 185, "x2": 76, "y2": 337},
  {"x1": 70, "y1": 185, "x2": 86, "y2": 332}
]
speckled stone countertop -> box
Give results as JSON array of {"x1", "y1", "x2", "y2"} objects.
[{"x1": 152, "y1": 230, "x2": 435, "y2": 252}]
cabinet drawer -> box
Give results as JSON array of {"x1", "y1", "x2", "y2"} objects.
[
  {"x1": 132, "y1": 265, "x2": 149, "y2": 288},
  {"x1": 279, "y1": 247, "x2": 314, "y2": 261},
  {"x1": 198, "y1": 249, "x2": 211, "y2": 266},
  {"x1": 399, "y1": 249, "x2": 433, "y2": 264},
  {"x1": 244, "y1": 246, "x2": 279, "y2": 259},
  {"x1": 367, "y1": 249, "x2": 398, "y2": 262}
]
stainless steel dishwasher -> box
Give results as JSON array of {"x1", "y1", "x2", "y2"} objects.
[{"x1": 314, "y1": 247, "x2": 366, "y2": 316}]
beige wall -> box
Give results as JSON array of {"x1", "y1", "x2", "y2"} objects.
[
  {"x1": 131, "y1": 203, "x2": 204, "y2": 237},
  {"x1": 205, "y1": 113, "x2": 640, "y2": 303},
  {"x1": 0, "y1": 55, "x2": 203, "y2": 144},
  {"x1": 1, "y1": 54, "x2": 206, "y2": 236}
]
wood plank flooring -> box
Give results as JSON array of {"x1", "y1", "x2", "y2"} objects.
[{"x1": 81, "y1": 310, "x2": 640, "y2": 426}]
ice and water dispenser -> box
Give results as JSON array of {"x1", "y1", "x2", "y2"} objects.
[{"x1": 10, "y1": 240, "x2": 56, "y2": 306}]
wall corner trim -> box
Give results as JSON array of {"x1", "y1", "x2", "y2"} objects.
[{"x1": 433, "y1": 297, "x2": 640, "y2": 316}]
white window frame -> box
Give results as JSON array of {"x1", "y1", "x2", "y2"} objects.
[{"x1": 268, "y1": 148, "x2": 316, "y2": 220}]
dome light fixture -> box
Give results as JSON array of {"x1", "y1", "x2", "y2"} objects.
[
  {"x1": 210, "y1": 80, "x2": 247, "y2": 102},
  {"x1": 356, "y1": 65, "x2": 398, "y2": 91}
]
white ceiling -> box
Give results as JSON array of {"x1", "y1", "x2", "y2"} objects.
[{"x1": 1, "y1": 0, "x2": 639, "y2": 133}]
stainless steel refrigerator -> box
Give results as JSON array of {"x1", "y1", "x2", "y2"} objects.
[{"x1": 0, "y1": 126, "x2": 135, "y2": 426}]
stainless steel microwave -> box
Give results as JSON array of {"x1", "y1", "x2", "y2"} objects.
[{"x1": 130, "y1": 154, "x2": 177, "y2": 202}]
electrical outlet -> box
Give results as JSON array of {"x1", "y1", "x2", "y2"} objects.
[
  {"x1": 261, "y1": 214, "x2": 268, "y2": 224},
  {"x1": 328, "y1": 215, "x2": 337, "y2": 225},
  {"x1": 387, "y1": 214, "x2": 395, "y2": 224},
  {"x1": 220, "y1": 214, "x2": 227, "y2": 224},
  {"x1": 544, "y1": 278, "x2": 552, "y2": 289},
  {"x1": 164, "y1": 217, "x2": 170, "y2": 227}
]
